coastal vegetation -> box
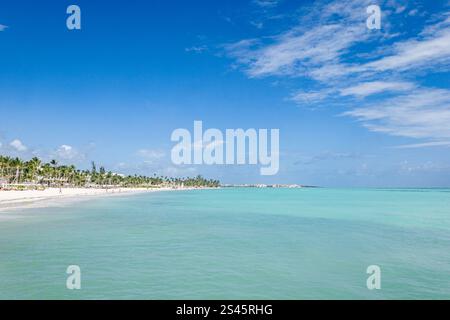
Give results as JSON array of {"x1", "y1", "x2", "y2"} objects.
[{"x1": 0, "y1": 155, "x2": 220, "y2": 189}]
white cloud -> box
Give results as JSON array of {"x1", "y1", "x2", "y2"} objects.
[
  {"x1": 393, "y1": 141, "x2": 450, "y2": 149},
  {"x1": 250, "y1": 21, "x2": 264, "y2": 29},
  {"x1": 290, "y1": 81, "x2": 414, "y2": 103},
  {"x1": 340, "y1": 81, "x2": 416, "y2": 97},
  {"x1": 54, "y1": 144, "x2": 81, "y2": 160},
  {"x1": 395, "y1": 6, "x2": 407, "y2": 14},
  {"x1": 295, "y1": 151, "x2": 362, "y2": 165},
  {"x1": 185, "y1": 45, "x2": 208, "y2": 53},
  {"x1": 0, "y1": 24, "x2": 7, "y2": 31},
  {"x1": 114, "y1": 161, "x2": 197, "y2": 178},
  {"x1": 225, "y1": 0, "x2": 450, "y2": 147},
  {"x1": 9, "y1": 139, "x2": 27, "y2": 152},
  {"x1": 163, "y1": 166, "x2": 197, "y2": 177},
  {"x1": 137, "y1": 149, "x2": 165, "y2": 161},
  {"x1": 313, "y1": 13, "x2": 450, "y2": 80},
  {"x1": 291, "y1": 89, "x2": 335, "y2": 103},
  {"x1": 253, "y1": 0, "x2": 280, "y2": 8},
  {"x1": 398, "y1": 160, "x2": 450, "y2": 173},
  {"x1": 226, "y1": 2, "x2": 450, "y2": 82},
  {"x1": 0, "y1": 138, "x2": 93, "y2": 163},
  {"x1": 408, "y1": 9, "x2": 418, "y2": 16},
  {"x1": 343, "y1": 88, "x2": 450, "y2": 139},
  {"x1": 306, "y1": 16, "x2": 450, "y2": 81},
  {"x1": 227, "y1": 23, "x2": 368, "y2": 79},
  {"x1": 362, "y1": 29, "x2": 450, "y2": 73},
  {"x1": 226, "y1": 0, "x2": 374, "y2": 79}
]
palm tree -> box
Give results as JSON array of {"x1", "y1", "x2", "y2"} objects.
[
  {"x1": 11, "y1": 157, "x2": 23, "y2": 184},
  {"x1": 24, "y1": 157, "x2": 42, "y2": 184},
  {"x1": 0, "y1": 154, "x2": 220, "y2": 189}
]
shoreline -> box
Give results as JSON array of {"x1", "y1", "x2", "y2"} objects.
[{"x1": 0, "y1": 187, "x2": 206, "y2": 215}]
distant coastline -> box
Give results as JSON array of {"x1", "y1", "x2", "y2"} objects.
[
  {"x1": 221, "y1": 184, "x2": 319, "y2": 188},
  {"x1": 0, "y1": 155, "x2": 220, "y2": 191},
  {"x1": 0, "y1": 154, "x2": 220, "y2": 214}
]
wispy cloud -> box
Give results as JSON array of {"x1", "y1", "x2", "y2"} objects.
[
  {"x1": 360, "y1": 25, "x2": 450, "y2": 74},
  {"x1": 398, "y1": 160, "x2": 450, "y2": 173},
  {"x1": 237, "y1": 8, "x2": 449, "y2": 81},
  {"x1": 343, "y1": 88, "x2": 450, "y2": 139},
  {"x1": 253, "y1": 0, "x2": 280, "y2": 8},
  {"x1": 226, "y1": 23, "x2": 368, "y2": 79},
  {"x1": 0, "y1": 24, "x2": 8, "y2": 31},
  {"x1": 250, "y1": 21, "x2": 264, "y2": 29},
  {"x1": 225, "y1": 0, "x2": 450, "y2": 145},
  {"x1": 393, "y1": 141, "x2": 450, "y2": 149},
  {"x1": 309, "y1": 14, "x2": 450, "y2": 81},
  {"x1": 291, "y1": 80, "x2": 416, "y2": 103},
  {"x1": 136, "y1": 149, "x2": 166, "y2": 161},
  {"x1": 226, "y1": 0, "x2": 374, "y2": 79},
  {"x1": 226, "y1": 0, "x2": 450, "y2": 82},
  {"x1": 295, "y1": 151, "x2": 362, "y2": 165},
  {"x1": 340, "y1": 81, "x2": 416, "y2": 97},
  {"x1": 290, "y1": 89, "x2": 335, "y2": 104},
  {"x1": 185, "y1": 45, "x2": 208, "y2": 53}
]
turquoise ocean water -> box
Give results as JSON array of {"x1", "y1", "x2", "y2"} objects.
[{"x1": 0, "y1": 188, "x2": 449, "y2": 299}]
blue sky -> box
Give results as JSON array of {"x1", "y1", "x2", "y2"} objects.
[{"x1": 1, "y1": 0, "x2": 450, "y2": 187}]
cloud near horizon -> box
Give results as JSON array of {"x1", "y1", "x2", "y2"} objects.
[
  {"x1": 52, "y1": 144, "x2": 86, "y2": 162},
  {"x1": 9, "y1": 139, "x2": 27, "y2": 152},
  {"x1": 0, "y1": 137, "x2": 94, "y2": 165}
]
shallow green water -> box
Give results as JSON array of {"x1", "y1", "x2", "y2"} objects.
[{"x1": 0, "y1": 188, "x2": 449, "y2": 299}]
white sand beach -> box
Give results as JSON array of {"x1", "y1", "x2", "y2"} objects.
[{"x1": 0, "y1": 187, "x2": 180, "y2": 214}]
